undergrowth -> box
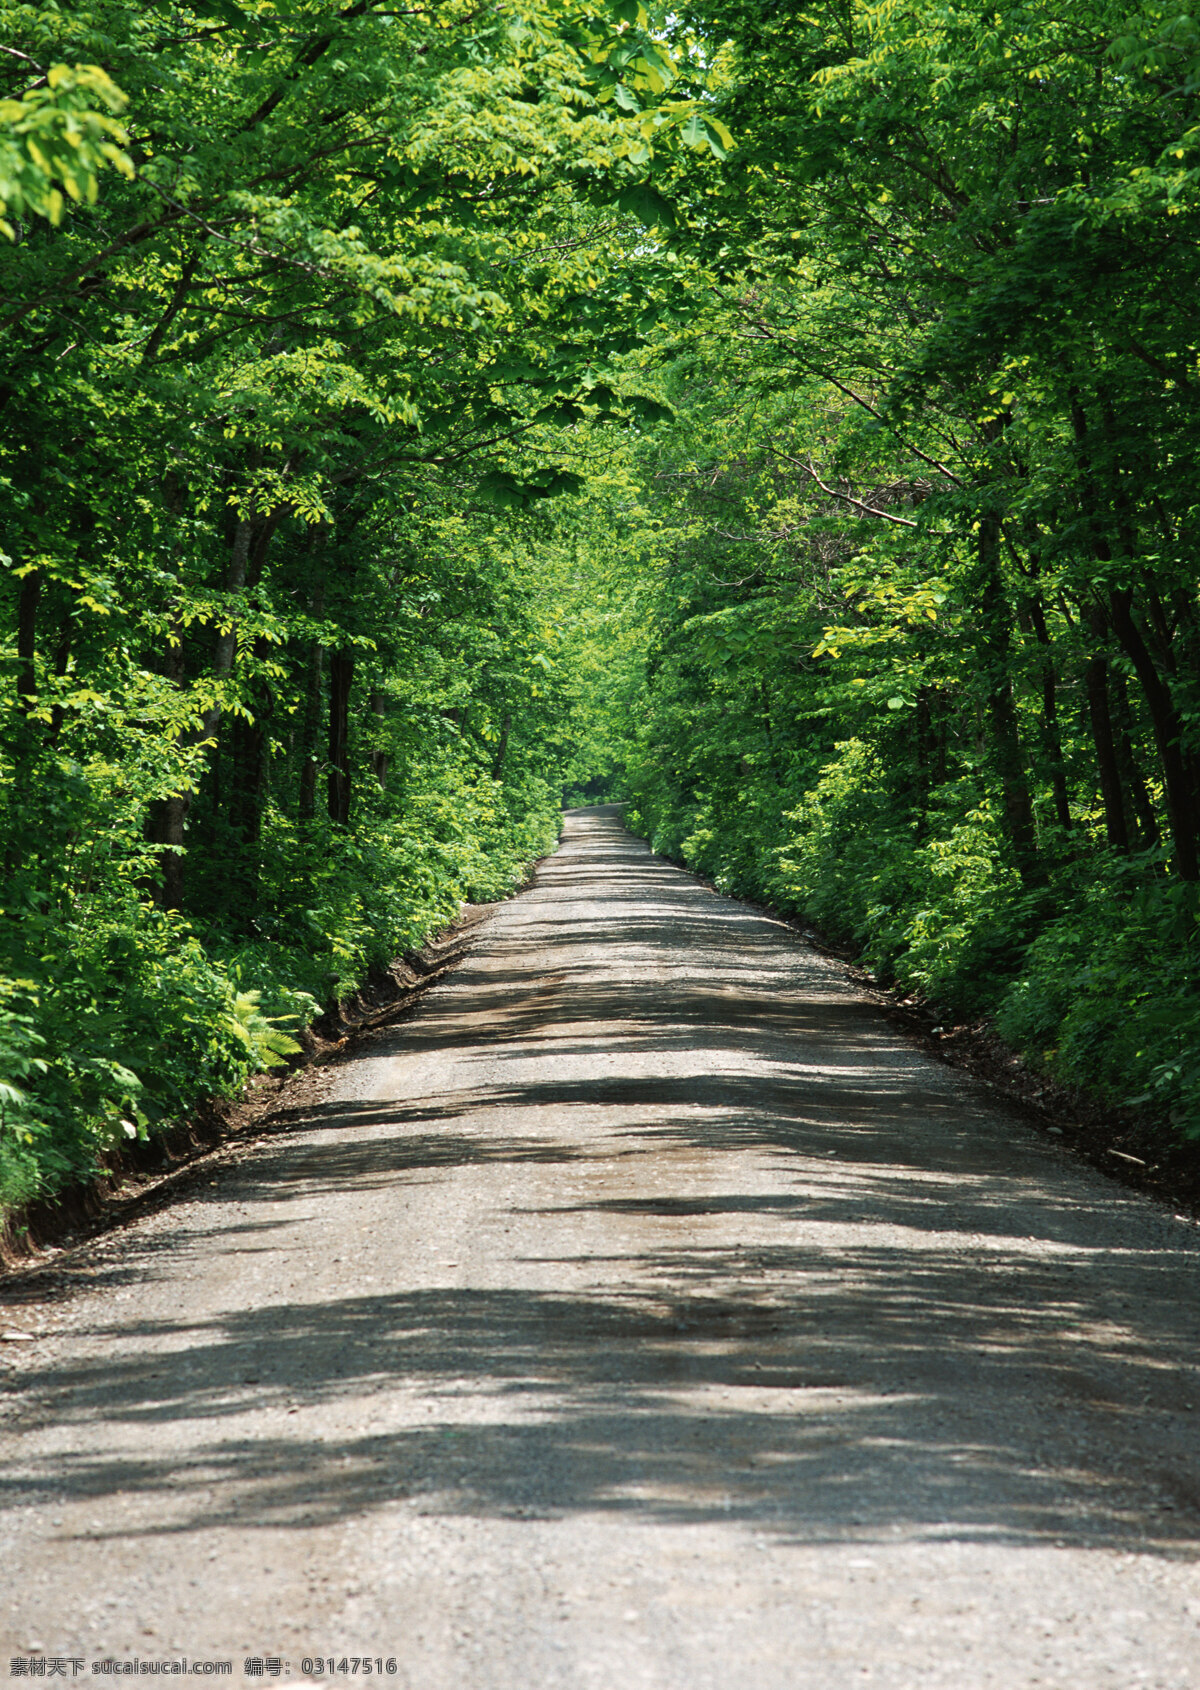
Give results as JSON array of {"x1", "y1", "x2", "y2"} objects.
[{"x1": 0, "y1": 772, "x2": 559, "y2": 1217}]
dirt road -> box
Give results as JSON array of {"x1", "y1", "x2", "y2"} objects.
[{"x1": 3, "y1": 805, "x2": 1200, "y2": 1687}]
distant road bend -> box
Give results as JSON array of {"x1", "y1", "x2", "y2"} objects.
[{"x1": 3, "y1": 805, "x2": 1200, "y2": 1688}]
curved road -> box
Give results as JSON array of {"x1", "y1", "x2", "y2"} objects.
[{"x1": 3, "y1": 806, "x2": 1200, "y2": 1687}]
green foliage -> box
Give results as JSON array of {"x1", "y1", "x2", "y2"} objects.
[
  {"x1": 0, "y1": 0, "x2": 685, "y2": 1216},
  {"x1": 0, "y1": 62, "x2": 132, "y2": 237},
  {"x1": 997, "y1": 877, "x2": 1200, "y2": 1137},
  {"x1": 5, "y1": 0, "x2": 1200, "y2": 1215},
  {"x1": 0, "y1": 981, "x2": 52, "y2": 1205},
  {"x1": 588, "y1": 0, "x2": 1200, "y2": 1147},
  {"x1": 0, "y1": 760, "x2": 563, "y2": 1209}
]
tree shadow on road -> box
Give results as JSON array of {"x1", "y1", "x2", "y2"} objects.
[
  {"x1": 5, "y1": 803, "x2": 1200, "y2": 1560},
  {"x1": 7, "y1": 1264, "x2": 1199, "y2": 1554},
  {"x1": 7, "y1": 1140, "x2": 1200, "y2": 1557}
]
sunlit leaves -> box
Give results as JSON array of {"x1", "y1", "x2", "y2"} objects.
[{"x1": 0, "y1": 62, "x2": 132, "y2": 238}]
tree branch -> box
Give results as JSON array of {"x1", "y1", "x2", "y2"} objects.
[{"x1": 772, "y1": 450, "x2": 919, "y2": 527}]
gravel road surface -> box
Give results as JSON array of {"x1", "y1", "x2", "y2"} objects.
[{"x1": 3, "y1": 804, "x2": 1200, "y2": 1687}]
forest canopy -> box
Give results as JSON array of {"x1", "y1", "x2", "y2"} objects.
[{"x1": 3, "y1": 0, "x2": 1200, "y2": 1212}]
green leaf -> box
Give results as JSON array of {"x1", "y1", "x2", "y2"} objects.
[
  {"x1": 624, "y1": 393, "x2": 674, "y2": 424},
  {"x1": 477, "y1": 469, "x2": 584, "y2": 509},
  {"x1": 616, "y1": 183, "x2": 675, "y2": 229}
]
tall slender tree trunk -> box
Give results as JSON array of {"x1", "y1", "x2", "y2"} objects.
[
  {"x1": 1084, "y1": 644, "x2": 1129, "y2": 854},
  {"x1": 15, "y1": 567, "x2": 39, "y2": 714},
  {"x1": 155, "y1": 465, "x2": 285, "y2": 908},
  {"x1": 148, "y1": 507, "x2": 254, "y2": 910},
  {"x1": 6, "y1": 566, "x2": 42, "y2": 871},
  {"x1": 298, "y1": 583, "x2": 325, "y2": 825},
  {"x1": 155, "y1": 794, "x2": 190, "y2": 911},
  {"x1": 1110, "y1": 671, "x2": 1160, "y2": 848},
  {"x1": 327, "y1": 648, "x2": 354, "y2": 826},
  {"x1": 1071, "y1": 391, "x2": 1198, "y2": 877},
  {"x1": 1025, "y1": 594, "x2": 1071, "y2": 834},
  {"x1": 977, "y1": 514, "x2": 1042, "y2": 886},
  {"x1": 1107, "y1": 587, "x2": 1199, "y2": 879},
  {"x1": 229, "y1": 647, "x2": 272, "y2": 849},
  {"x1": 490, "y1": 711, "x2": 511, "y2": 782},
  {"x1": 1168, "y1": 588, "x2": 1200, "y2": 815},
  {"x1": 224, "y1": 514, "x2": 280, "y2": 864}
]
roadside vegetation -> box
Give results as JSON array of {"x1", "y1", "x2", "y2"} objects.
[
  {"x1": 613, "y1": 0, "x2": 1200, "y2": 1144},
  {"x1": 0, "y1": 0, "x2": 721, "y2": 1209},
  {"x1": 3, "y1": 0, "x2": 1200, "y2": 1213}
]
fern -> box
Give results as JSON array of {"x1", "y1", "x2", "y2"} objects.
[{"x1": 224, "y1": 992, "x2": 304, "y2": 1071}]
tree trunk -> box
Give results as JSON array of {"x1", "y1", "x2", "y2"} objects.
[
  {"x1": 977, "y1": 515, "x2": 1043, "y2": 886},
  {"x1": 490, "y1": 711, "x2": 511, "y2": 782},
  {"x1": 1026, "y1": 594, "x2": 1071, "y2": 833},
  {"x1": 229, "y1": 676, "x2": 271, "y2": 847},
  {"x1": 153, "y1": 793, "x2": 190, "y2": 912},
  {"x1": 298, "y1": 592, "x2": 325, "y2": 825},
  {"x1": 15, "y1": 568, "x2": 39, "y2": 713},
  {"x1": 1110, "y1": 670, "x2": 1161, "y2": 848},
  {"x1": 1107, "y1": 587, "x2": 1199, "y2": 878},
  {"x1": 1071, "y1": 391, "x2": 1199, "y2": 877},
  {"x1": 1084, "y1": 647, "x2": 1129, "y2": 854},
  {"x1": 142, "y1": 487, "x2": 258, "y2": 910},
  {"x1": 1167, "y1": 588, "x2": 1200, "y2": 819},
  {"x1": 140, "y1": 595, "x2": 193, "y2": 909},
  {"x1": 327, "y1": 648, "x2": 354, "y2": 826},
  {"x1": 759, "y1": 680, "x2": 783, "y2": 785}
]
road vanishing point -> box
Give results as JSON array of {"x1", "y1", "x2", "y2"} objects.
[{"x1": 3, "y1": 806, "x2": 1200, "y2": 1688}]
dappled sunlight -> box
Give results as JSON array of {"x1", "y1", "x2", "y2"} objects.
[{"x1": 5, "y1": 816, "x2": 1199, "y2": 1574}]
